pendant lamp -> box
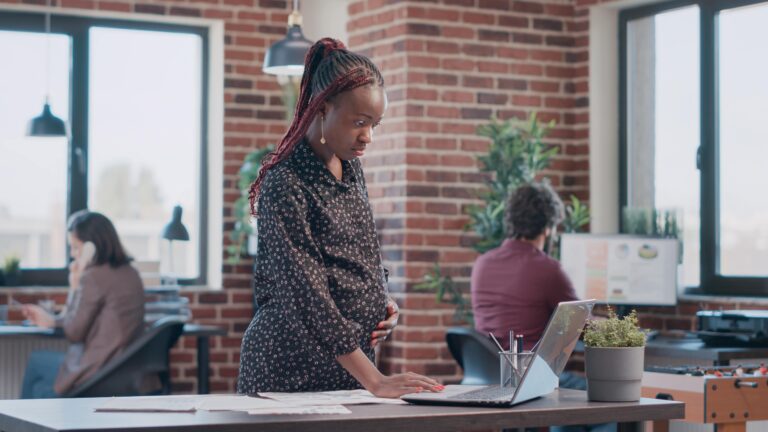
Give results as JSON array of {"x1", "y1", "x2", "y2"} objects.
[
  {"x1": 28, "y1": 0, "x2": 66, "y2": 137},
  {"x1": 262, "y1": 0, "x2": 312, "y2": 76}
]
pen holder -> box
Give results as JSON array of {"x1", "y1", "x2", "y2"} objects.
[{"x1": 500, "y1": 351, "x2": 534, "y2": 388}]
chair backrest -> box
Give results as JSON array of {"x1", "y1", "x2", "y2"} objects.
[
  {"x1": 63, "y1": 317, "x2": 185, "y2": 398},
  {"x1": 445, "y1": 327, "x2": 500, "y2": 385}
]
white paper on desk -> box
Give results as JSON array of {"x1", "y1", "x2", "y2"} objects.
[
  {"x1": 195, "y1": 395, "x2": 288, "y2": 411},
  {"x1": 259, "y1": 389, "x2": 406, "y2": 406},
  {"x1": 248, "y1": 404, "x2": 351, "y2": 415},
  {"x1": 95, "y1": 396, "x2": 197, "y2": 412}
]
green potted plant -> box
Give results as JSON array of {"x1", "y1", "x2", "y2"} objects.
[
  {"x1": 583, "y1": 308, "x2": 646, "y2": 402},
  {"x1": 226, "y1": 146, "x2": 274, "y2": 264},
  {"x1": 3, "y1": 254, "x2": 21, "y2": 286}
]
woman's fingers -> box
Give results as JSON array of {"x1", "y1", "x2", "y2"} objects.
[
  {"x1": 406, "y1": 371, "x2": 441, "y2": 386},
  {"x1": 371, "y1": 329, "x2": 389, "y2": 339},
  {"x1": 400, "y1": 374, "x2": 443, "y2": 392}
]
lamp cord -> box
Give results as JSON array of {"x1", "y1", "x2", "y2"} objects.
[{"x1": 44, "y1": 0, "x2": 52, "y2": 103}]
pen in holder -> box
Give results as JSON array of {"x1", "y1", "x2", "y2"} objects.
[{"x1": 500, "y1": 351, "x2": 534, "y2": 388}]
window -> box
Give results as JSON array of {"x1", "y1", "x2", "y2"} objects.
[
  {"x1": 0, "y1": 13, "x2": 208, "y2": 285},
  {"x1": 620, "y1": 0, "x2": 768, "y2": 295},
  {"x1": 0, "y1": 30, "x2": 71, "y2": 269}
]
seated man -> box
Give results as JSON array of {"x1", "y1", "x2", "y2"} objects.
[
  {"x1": 20, "y1": 210, "x2": 145, "y2": 398},
  {"x1": 471, "y1": 182, "x2": 613, "y2": 432},
  {"x1": 472, "y1": 181, "x2": 578, "y2": 351}
]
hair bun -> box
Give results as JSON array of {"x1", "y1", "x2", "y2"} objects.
[{"x1": 318, "y1": 37, "x2": 347, "y2": 58}]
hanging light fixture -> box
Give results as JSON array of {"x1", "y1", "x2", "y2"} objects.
[
  {"x1": 28, "y1": 0, "x2": 66, "y2": 137},
  {"x1": 262, "y1": 0, "x2": 312, "y2": 76}
]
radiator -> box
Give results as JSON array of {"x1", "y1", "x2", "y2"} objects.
[{"x1": 0, "y1": 337, "x2": 68, "y2": 399}]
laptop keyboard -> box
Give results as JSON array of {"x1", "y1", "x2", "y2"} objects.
[{"x1": 450, "y1": 386, "x2": 515, "y2": 401}]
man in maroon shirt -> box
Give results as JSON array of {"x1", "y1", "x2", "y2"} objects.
[
  {"x1": 471, "y1": 182, "x2": 613, "y2": 432},
  {"x1": 471, "y1": 181, "x2": 579, "y2": 351}
]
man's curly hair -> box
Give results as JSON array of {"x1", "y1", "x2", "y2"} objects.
[{"x1": 505, "y1": 181, "x2": 564, "y2": 240}]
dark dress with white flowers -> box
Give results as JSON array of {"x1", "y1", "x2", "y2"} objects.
[{"x1": 237, "y1": 139, "x2": 388, "y2": 394}]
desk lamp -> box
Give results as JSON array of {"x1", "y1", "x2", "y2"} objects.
[{"x1": 161, "y1": 205, "x2": 189, "y2": 285}]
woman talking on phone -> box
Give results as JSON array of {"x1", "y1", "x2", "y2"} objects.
[{"x1": 20, "y1": 210, "x2": 145, "y2": 398}]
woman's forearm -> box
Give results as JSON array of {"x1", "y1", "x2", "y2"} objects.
[{"x1": 336, "y1": 348, "x2": 383, "y2": 391}]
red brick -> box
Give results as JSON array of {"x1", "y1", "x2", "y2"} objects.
[
  {"x1": 425, "y1": 202, "x2": 458, "y2": 215},
  {"x1": 401, "y1": 314, "x2": 440, "y2": 326},
  {"x1": 463, "y1": 11, "x2": 495, "y2": 25},
  {"x1": 61, "y1": 0, "x2": 95, "y2": 8},
  {"x1": 443, "y1": 26, "x2": 475, "y2": 39},
  {"x1": 499, "y1": 15, "x2": 529, "y2": 28},
  {"x1": 443, "y1": 59, "x2": 475, "y2": 71},
  {"x1": 512, "y1": 95, "x2": 542, "y2": 107},
  {"x1": 513, "y1": 1, "x2": 544, "y2": 13},
  {"x1": 98, "y1": 1, "x2": 130, "y2": 11},
  {"x1": 426, "y1": 106, "x2": 460, "y2": 118}
]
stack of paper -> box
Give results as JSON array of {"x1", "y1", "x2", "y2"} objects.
[
  {"x1": 93, "y1": 392, "x2": 394, "y2": 415},
  {"x1": 259, "y1": 389, "x2": 407, "y2": 406},
  {"x1": 96, "y1": 396, "x2": 198, "y2": 412}
]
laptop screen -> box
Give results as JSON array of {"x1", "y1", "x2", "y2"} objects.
[{"x1": 511, "y1": 300, "x2": 595, "y2": 404}]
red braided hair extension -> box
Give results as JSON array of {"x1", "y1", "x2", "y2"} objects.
[{"x1": 248, "y1": 38, "x2": 380, "y2": 216}]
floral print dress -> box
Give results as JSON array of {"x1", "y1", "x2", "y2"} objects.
[{"x1": 237, "y1": 140, "x2": 388, "y2": 394}]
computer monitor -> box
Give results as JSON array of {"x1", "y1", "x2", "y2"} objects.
[{"x1": 559, "y1": 234, "x2": 679, "y2": 306}]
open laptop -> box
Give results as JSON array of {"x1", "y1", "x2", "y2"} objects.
[{"x1": 401, "y1": 299, "x2": 596, "y2": 407}]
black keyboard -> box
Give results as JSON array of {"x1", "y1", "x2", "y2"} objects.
[{"x1": 450, "y1": 386, "x2": 515, "y2": 401}]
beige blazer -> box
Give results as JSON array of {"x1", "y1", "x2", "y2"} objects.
[{"x1": 54, "y1": 264, "x2": 145, "y2": 395}]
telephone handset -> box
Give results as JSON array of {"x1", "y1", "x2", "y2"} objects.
[{"x1": 76, "y1": 241, "x2": 97, "y2": 272}]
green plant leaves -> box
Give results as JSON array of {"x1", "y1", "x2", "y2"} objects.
[
  {"x1": 467, "y1": 113, "x2": 589, "y2": 253},
  {"x1": 414, "y1": 263, "x2": 474, "y2": 326},
  {"x1": 583, "y1": 308, "x2": 646, "y2": 348},
  {"x1": 227, "y1": 145, "x2": 274, "y2": 264}
]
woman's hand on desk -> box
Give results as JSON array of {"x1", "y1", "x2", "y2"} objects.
[
  {"x1": 337, "y1": 348, "x2": 443, "y2": 398},
  {"x1": 21, "y1": 305, "x2": 55, "y2": 328},
  {"x1": 371, "y1": 298, "x2": 399, "y2": 348},
  {"x1": 369, "y1": 372, "x2": 444, "y2": 398}
]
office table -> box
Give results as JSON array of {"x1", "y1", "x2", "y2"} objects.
[
  {"x1": 0, "y1": 323, "x2": 226, "y2": 397},
  {"x1": 0, "y1": 389, "x2": 683, "y2": 432}
]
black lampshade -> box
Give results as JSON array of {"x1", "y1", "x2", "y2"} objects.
[
  {"x1": 27, "y1": 103, "x2": 66, "y2": 137},
  {"x1": 162, "y1": 206, "x2": 189, "y2": 241},
  {"x1": 263, "y1": 25, "x2": 312, "y2": 76}
]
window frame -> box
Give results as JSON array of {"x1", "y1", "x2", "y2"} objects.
[
  {"x1": 619, "y1": 0, "x2": 768, "y2": 296},
  {"x1": 0, "y1": 11, "x2": 209, "y2": 286}
]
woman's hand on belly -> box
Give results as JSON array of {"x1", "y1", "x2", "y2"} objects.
[{"x1": 370, "y1": 298, "x2": 399, "y2": 348}]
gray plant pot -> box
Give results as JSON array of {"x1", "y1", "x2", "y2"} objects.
[{"x1": 585, "y1": 346, "x2": 644, "y2": 402}]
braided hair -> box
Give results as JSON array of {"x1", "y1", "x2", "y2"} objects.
[{"x1": 248, "y1": 38, "x2": 385, "y2": 216}]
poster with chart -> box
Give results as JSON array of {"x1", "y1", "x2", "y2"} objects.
[{"x1": 559, "y1": 234, "x2": 679, "y2": 305}]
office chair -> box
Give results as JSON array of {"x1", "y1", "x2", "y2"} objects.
[
  {"x1": 63, "y1": 317, "x2": 185, "y2": 398},
  {"x1": 445, "y1": 327, "x2": 500, "y2": 385}
]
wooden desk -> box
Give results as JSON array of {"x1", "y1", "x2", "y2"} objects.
[
  {"x1": 0, "y1": 389, "x2": 683, "y2": 432},
  {"x1": 645, "y1": 337, "x2": 768, "y2": 367},
  {"x1": 0, "y1": 323, "x2": 226, "y2": 397}
]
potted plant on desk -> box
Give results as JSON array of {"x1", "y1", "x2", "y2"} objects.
[
  {"x1": 3, "y1": 255, "x2": 21, "y2": 286},
  {"x1": 583, "y1": 308, "x2": 646, "y2": 402}
]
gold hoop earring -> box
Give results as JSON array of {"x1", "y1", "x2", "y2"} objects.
[{"x1": 320, "y1": 116, "x2": 326, "y2": 145}]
